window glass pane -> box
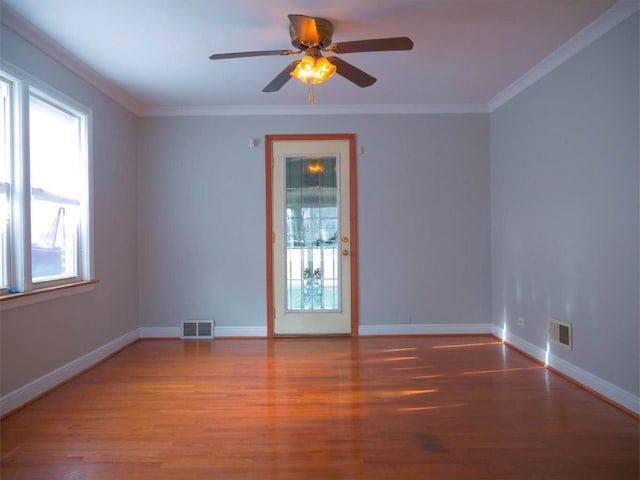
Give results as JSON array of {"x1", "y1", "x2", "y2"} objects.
[
  {"x1": 29, "y1": 95, "x2": 81, "y2": 282},
  {"x1": 0, "y1": 80, "x2": 10, "y2": 289}
]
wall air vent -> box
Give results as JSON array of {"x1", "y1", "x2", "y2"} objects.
[
  {"x1": 181, "y1": 320, "x2": 214, "y2": 339},
  {"x1": 548, "y1": 318, "x2": 571, "y2": 349}
]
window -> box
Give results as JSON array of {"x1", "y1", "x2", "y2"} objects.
[{"x1": 0, "y1": 62, "x2": 92, "y2": 296}]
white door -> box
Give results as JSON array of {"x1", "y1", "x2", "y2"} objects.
[{"x1": 269, "y1": 137, "x2": 355, "y2": 335}]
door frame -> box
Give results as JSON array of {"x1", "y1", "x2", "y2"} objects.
[{"x1": 265, "y1": 133, "x2": 359, "y2": 337}]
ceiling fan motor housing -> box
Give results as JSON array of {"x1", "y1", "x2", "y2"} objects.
[{"x1": 289, "y1": 17, "x2": 334, "y2": 49}]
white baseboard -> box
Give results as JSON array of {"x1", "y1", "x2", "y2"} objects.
[
  {"x1": 214, "y1": 326, "x2": 267, "y2": 337},
  {"x1": 138, "y1": 325, "x2": 267, "y2": 338},
  {"x1": 143, "y1": 324, "x2": 492, "y2": 338},
  {"x1": 139, "y1": 326, "x2": 181, "y2": 338},
  {"x1": 359, "y1": 323, "x2": 493, "y2": 336},
  {"x1": 491, "y1": 325, "x2": 640, "y2": 415},
  {"x1": 0, "y1": 329, "x2": 139, "y2": 417}
]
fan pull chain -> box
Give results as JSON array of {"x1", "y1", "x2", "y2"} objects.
[{"x1": 306, "y1": 83, "x2": 316, "y2": 104}]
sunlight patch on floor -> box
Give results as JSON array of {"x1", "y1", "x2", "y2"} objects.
[
  {"x1": 400, "y1": 389, "x2": 438, "y2": 396},
  {"x1": 383, "y1": 356, "x2": 418, "y2": 361},
  {"x1": 381, "y1": 347, "x2": 418, "y2": 353},
  {"x1": 398, "y1": 403, "x2": 469, "y2": 413}
]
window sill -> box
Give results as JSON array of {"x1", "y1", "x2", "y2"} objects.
[{"x1": 0, "y1": 280, "x2": 98, "y2": 312}]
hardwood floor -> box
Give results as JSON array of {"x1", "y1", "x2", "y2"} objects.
[{"x1": 1, "y1": 336, "x2": 638, "y2": 479}]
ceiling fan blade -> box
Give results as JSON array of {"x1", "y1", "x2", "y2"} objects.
[
  {"x1": 262, "y1": 61, "x2": 299, "y2": 92},
  {"x1": 288, "y1": 14, "x2": 320, "y2": 46},
  {"x1": 326, "y1": 57, "x2": 376, "y2": 88},
  {"x1": 209, "y1": 49, "x2": 297, "y2": 60},
  {"x1": 327, "y1": 37, "x2": 413, "y2": 54}
]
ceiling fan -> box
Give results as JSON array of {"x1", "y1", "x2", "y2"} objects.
[{"x1": 209, "y1": 14, "x2": 413, "y2": 99}]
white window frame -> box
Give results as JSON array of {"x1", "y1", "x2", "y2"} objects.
[
  {"x1": 0, "y1": 77, "x2": 12, "y2": 290},
  {"x1": 0, "y1": 59, "x2": 93, "y2": 300}
]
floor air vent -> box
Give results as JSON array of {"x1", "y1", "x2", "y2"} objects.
[
  {"x1": 181, "y1": 320, "x2": 214, "y2": 339},
  {"x1": 548, "y1": 318, "x2": 571, "y2": 349}
]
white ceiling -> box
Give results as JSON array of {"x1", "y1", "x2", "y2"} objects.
[{"x1": 0, "y1": 0, "x2": 629, "y2": 115}]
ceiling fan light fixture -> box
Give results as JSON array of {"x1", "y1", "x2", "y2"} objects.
[{"x1": 290, "y1": 55, "x2": 336, "y2": 85}]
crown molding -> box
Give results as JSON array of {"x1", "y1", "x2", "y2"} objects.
[
  {"x1": 0, "y1": 4, "x2": 144, "y2": 115},
  {"x1": 140, "y1": 103, "x2": 489, "y2": 117},
  {"x1": 488, "y1": 0, "x2": 640, "y2": 112}
]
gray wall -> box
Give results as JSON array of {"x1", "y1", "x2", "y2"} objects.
[
  {"x1": 491, "y1": 13, "x2": 639, "y2": 395},
  {"x1": 137, "y1": 114, "x2": 491, "y2": 330},
  {"x1": 0, "y1": 26, "x2": 139, "y2": 395}
]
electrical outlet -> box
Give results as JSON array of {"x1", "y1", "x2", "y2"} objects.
[{"x1": 517, "y1": 317, "x2": 525, "y2": 327}]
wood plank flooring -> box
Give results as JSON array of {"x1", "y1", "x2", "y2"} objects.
[{"x1": 1, "y1": 336, "x2": 638, "y2": 479}]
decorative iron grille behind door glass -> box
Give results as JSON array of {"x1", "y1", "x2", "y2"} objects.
[{"x1": 284, "y1": 155, "x2": 340, "y2": 311}]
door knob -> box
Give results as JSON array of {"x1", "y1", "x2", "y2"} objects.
[{"x1": 341, "y1": 249, "x2": 350, "y2": 256}]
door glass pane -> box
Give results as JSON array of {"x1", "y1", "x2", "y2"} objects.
[
  {"x1": 285, "y1": 155, "x2": 340, "y2": 311},
  {"x1": 29, "y1": 95, "x2": 81, "y2": 282}
]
